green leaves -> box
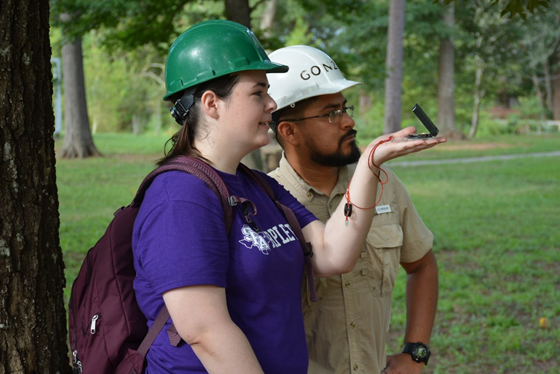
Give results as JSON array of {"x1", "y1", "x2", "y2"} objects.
[
  {"x1": 498, "y1": 0, "x2": 551, "y2": 19},
  {"x1": 50, "y1": 0, "x2": 197, "y2": 51},
  {"x1": 438, "y1": 0, "x2": 551, "y2": 19}
]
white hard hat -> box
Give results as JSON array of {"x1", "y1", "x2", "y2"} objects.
[{"x1": 267, "y1": 45, "x2": 361, "y2": 112}]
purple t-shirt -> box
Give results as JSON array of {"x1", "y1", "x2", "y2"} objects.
[{"x1": 132, "y1": 166, "x2": 317, "y2": 373}]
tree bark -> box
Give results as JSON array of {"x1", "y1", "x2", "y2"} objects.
[
  {"x1": 225, "y1": 0, "x2": 252, "y2": 28},
  {"x1": 59, "y1": 36, "x2": 101, "y2": 158},
  {"x1": 260, "y1": 0, "x2": 278, "y2": 35},
  {"x1": 532, "y1": 74, "x2": 546, "y2": 117},
  {"x1": 437, "y1": 2, "x2": 459, "y2": 138},
  {"x1": 384, "y1": 0, "x2": 406, "y2": 134},
  {"x1": 0, "y1": 0, "x2": 72, "y2": 372},
  {"x1": 553, "y1": 51, "x2": 560, "y2": 121},
  {"x1": 469, "y1": 62, "x2": 485, "y2": 139},
  {"x1": 543, "y1": 53, "x2": 553, "y2": 114}
]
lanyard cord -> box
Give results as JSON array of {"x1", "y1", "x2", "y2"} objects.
[{"x1": 344, "y1": 136, "x2": 394, "y2": 225}]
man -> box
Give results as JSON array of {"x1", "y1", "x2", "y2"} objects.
[{"x1": 266, "y1": 45, "x2": 438, "y2": 374}]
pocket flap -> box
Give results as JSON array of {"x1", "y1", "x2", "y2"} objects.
[{"x1": 368, "y1": 223, "x2": 403, "y2": 249}]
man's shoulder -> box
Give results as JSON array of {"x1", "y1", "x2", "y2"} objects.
[{"x1": 267, "y1": 166, "x2": 282, "y2": 180}]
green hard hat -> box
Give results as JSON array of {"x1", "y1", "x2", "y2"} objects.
[{"x1": 163, "y1": 19, "x2": 288, "y2": 101}]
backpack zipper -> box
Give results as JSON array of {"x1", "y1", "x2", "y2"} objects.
[
  {"x1": 72, "y1": 350, "x2": 82, "y2": 374},
  {"x1": 90, "y1": 314, "x2": 99, "y2": 334}
]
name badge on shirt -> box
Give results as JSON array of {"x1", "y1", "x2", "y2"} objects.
[{"x1": 376, "y1": 204, "x2": 392, "y2": 214}]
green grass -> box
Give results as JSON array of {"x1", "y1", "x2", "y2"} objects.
[
  {"x1": 57, "y1": 132, "x2": 560, "y2": 373},
  {"x1": 386, "y1": 136, "x2": 560, "y2": 373}
]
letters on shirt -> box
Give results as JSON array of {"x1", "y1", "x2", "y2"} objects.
[{"x1": 238, "y1": 223, "x2": 297, "y2": 255}]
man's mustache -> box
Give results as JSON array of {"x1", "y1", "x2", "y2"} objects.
[{"x1": 339, "y1": 129, "x2": 358, "y2": 146}]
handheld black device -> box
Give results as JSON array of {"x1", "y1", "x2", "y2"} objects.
[{"x1": 408, "y1": 104, "x2": 439, "y2": 139}]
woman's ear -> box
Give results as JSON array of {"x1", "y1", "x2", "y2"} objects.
[
  {"x1": 200, "y1": 90, "x2": 220, "y2": 119},
  {"x1": 276, "y1": 121, "x2": 299, "y2": 146}
]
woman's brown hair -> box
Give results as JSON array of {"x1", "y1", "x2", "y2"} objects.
[{"x1": 158, "y1": 74, "x2": 240, "y2": 166}]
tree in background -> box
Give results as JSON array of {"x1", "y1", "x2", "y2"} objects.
[
  {"x1": 59, "y1": 28, "x2": 100, "y2": 158},
  {"x1": 436, "y1": 2, "x2": 460, "y2": 138},
  {"x1": 517, "y1": 1, "x2": 560, "y2": 119},
  {"x1": 51, "y1": 0, "x2": 194, "y2": 158},
  {"x1": 454, "y1": 0, "x2": 524, "y2": 138},
  {"x1": 384, "y1": 0, "x2": 406, "y2": 134},
  {"x1": 0, "y1": 0, "x2": 71, "y2": 371}
]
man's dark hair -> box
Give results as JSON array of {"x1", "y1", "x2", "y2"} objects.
[{"x1": 270, "y1": 96, "x2": 319, "y2": 146}]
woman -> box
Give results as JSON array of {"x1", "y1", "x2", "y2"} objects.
[{"x1": 132, "y1": 20, "x2": 445, "y2": 373}]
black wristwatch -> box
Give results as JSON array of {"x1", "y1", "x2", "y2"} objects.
[{"x1": 402, "y1": 342, "x2": 431, "y2": 365}]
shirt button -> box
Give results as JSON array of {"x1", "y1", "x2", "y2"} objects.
[
  {"x1": 345, "y1": 281, "x2": 351, "y2": 288},
  {"x1": 349, "y1": 322, "x2": 356, "y2": 328},
  {"x1": 353, "y1": 364, "x2": 359, "y2": 371},
  {"x1": 306, "y1": 192, "x2": 313, "y2": 199}
]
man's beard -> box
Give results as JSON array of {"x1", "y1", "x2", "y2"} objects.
[{"x1": 308, "y1": 129, "x2": 362, "y2": 167}]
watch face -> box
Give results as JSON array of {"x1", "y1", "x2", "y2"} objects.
[{"x1": 413, "y1": 346, "x2": 427, "y2": 358}]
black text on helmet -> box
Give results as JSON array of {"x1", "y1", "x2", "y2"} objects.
[{"x1": 300, "y1": 61, "x2": 339, "y2": 80}]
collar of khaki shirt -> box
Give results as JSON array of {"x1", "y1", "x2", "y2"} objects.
[{"x1": 276, "y1": 153, "x2": 356, "y2": 202}]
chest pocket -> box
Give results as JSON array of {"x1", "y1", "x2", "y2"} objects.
[{"x1": 366, "y1": 221, "x2": 403, "y2": 297}]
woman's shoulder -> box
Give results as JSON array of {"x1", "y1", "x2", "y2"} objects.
[{"x1": 147, "y1": 170, "x2": 224, "y2": 204}]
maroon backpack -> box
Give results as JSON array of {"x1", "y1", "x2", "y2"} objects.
[{"x1": 68, "y1": 156, "x2": 315, "y2": 374}]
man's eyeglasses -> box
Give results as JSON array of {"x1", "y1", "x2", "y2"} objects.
[{"x1": 282, "y1": 105, "x2": 354, "y2": 124}]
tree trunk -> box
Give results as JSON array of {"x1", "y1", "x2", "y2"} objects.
[
  {"x1": 543, "y1": 53, "x2": 553, "y2": 114},
  {"x1": 532, "y1": 74, "x2": 546, "y2": 118},
  {"x1": 553, "y1": 51, "x2": 560, "y2": 121},
  {"x1": 59, "y1": 36, "x2": 101, "y2": 158},
  {"x1": 260, "y1": 0, "x2": 278, "y2": 35},
  {"x1": 225, "y1": 0, "x2": 251, "y2": 28},
  {"x1": 133, "y1": 113, "x2": 141, "y2": 135},
  {"x1": 0, "y1": 0, "x2": 72, "y2": 372},
  {"x1": 437, "y1": 2, "x2": 459, "y2": 138},
  {"x1": 384, "y1": 0, "x2": 406, "y2": 134},
  {"x1": 469, "y1": 62, "x2": 486, "y2": 139}
]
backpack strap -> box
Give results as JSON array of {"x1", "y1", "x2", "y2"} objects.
[
  {"x1": 136, "y1": 306, "x2": 170, "y2": 357},
  {"x1": 238, "y1": 164, "x2": 318, "y2": 302}
]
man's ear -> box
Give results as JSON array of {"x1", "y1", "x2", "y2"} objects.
[
  {"x1": 200, "y1": 90, "x2": 220, "y2": 119},
  {"x1": 276, "y1": 121, "x2": 299, "y2": 146}
]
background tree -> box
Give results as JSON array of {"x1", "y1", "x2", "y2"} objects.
[
  {"x1": 554, "y1": 50, "x2": 560, "y2": 121},
  {"x1": 225, "y1": 0, "x2": 251, "y2": 27},
  {"x1": 436, "y1": 2, "x2": 460, "y2": 138},
  {"x1": 0, "y1": 0, "x2": 71, "y2": 372},
  {"x1": 51, "y1": 0, "x2": 194, "y2": 159},
  {"x1": 59, "y1": 30, "x2": 100, "y2": 158},
  {"x1": 517, "y1": 1, "x2": 560, "y2": 118},
  {"x1": 384, "y1": 0, "x2": 406, "y2": 133}
]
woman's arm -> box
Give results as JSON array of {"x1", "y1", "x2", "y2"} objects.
[
  {"x1": 303, "y1": 127, "x2": 445, "y2": 276},
  {"x1": 163, "y1": 285, "x2": 264, "y2": 374}
]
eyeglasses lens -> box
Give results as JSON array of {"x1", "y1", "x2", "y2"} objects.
[{"x1": 328, "y1": 106, "x2": 354, "y2": 123}]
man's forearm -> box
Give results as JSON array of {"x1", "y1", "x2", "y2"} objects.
[{"x1": 402, "y1": 250, "x2": 439, "y2": 344}]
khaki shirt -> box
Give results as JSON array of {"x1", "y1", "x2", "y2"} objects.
[{"x1": 269, "y1": 155, "x2": 433, "y2": 374}]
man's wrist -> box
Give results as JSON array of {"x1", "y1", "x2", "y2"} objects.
[{"x1": 402, "y1": 342, "x2": 431, "y2": 365}]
